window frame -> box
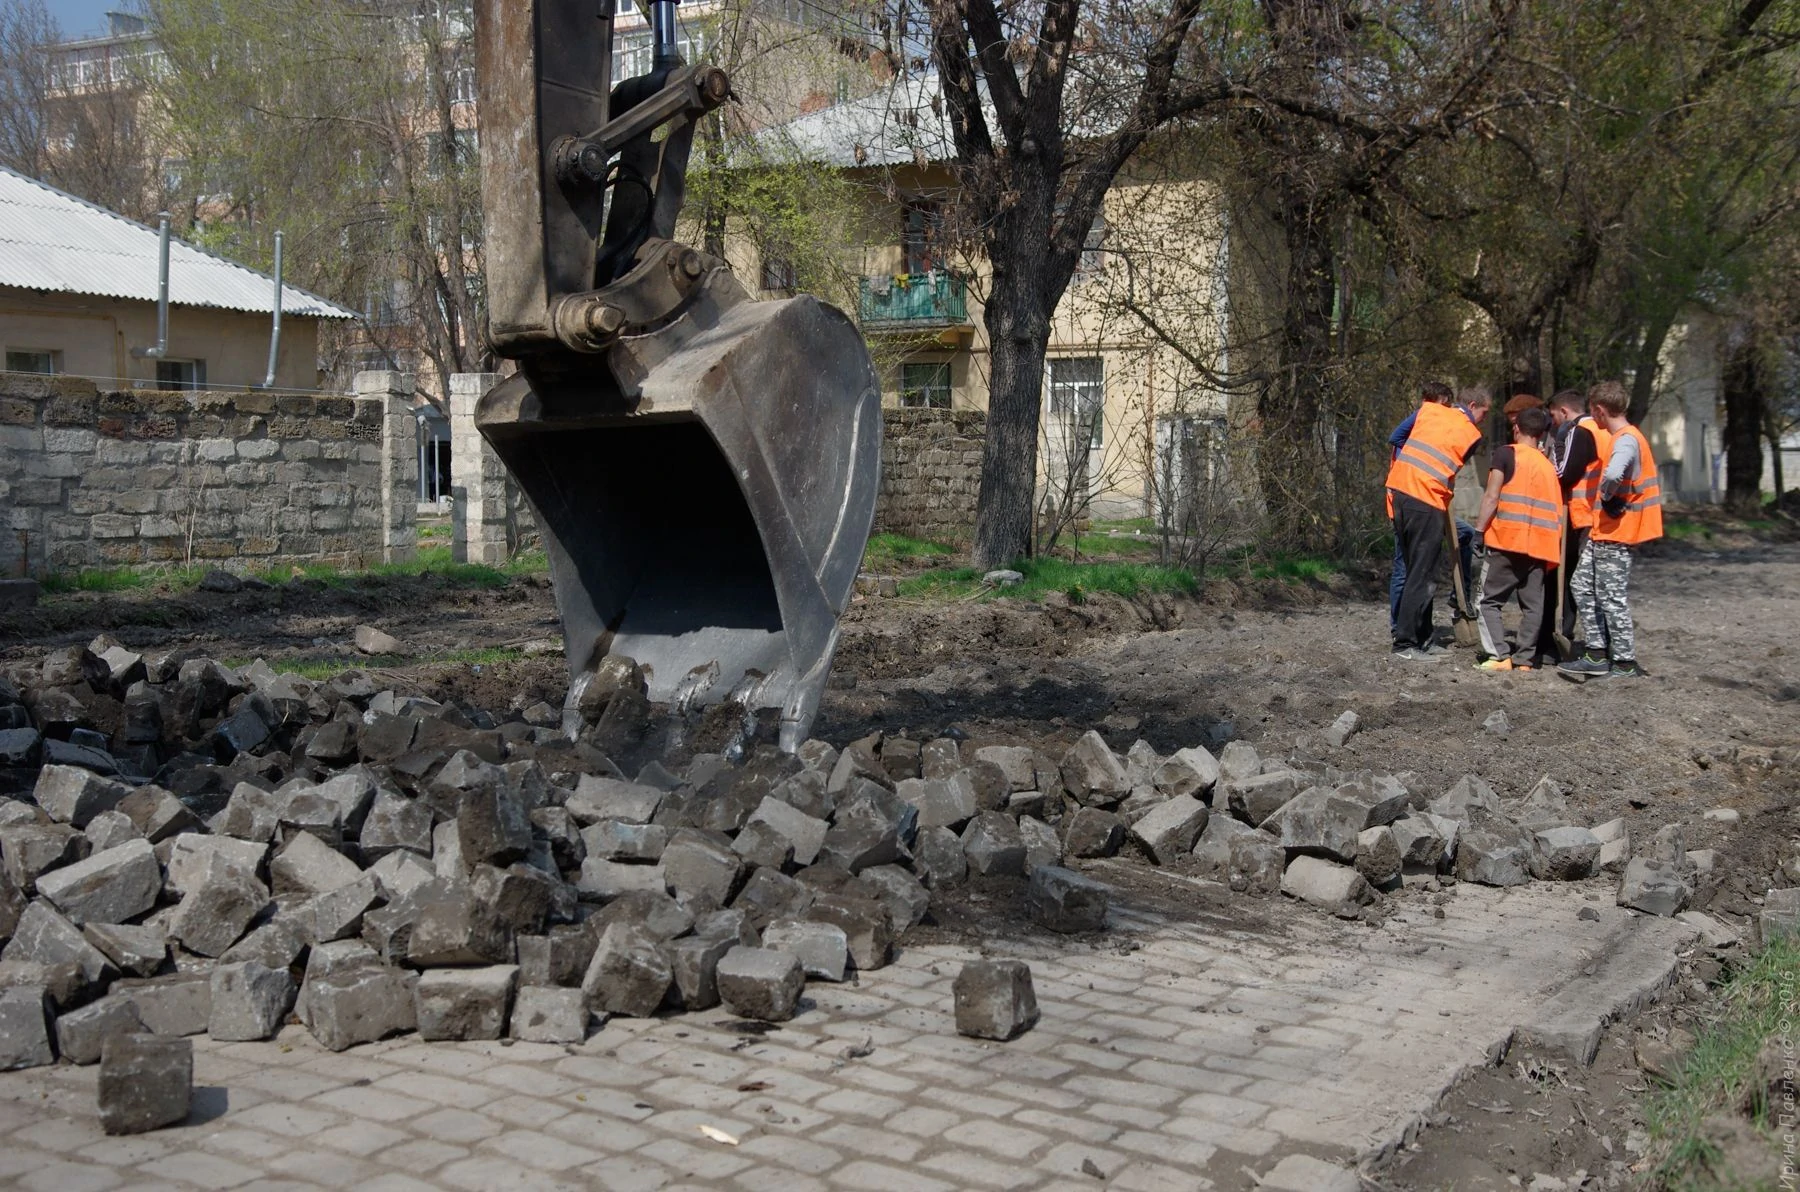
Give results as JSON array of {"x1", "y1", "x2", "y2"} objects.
[
  {"x1": 154, "y1": 358, "x2": 206, "y2": 392},
  {"x1": 5, "y1": 349, "x2": 61, "y2": 375},
  {"x1": 899, "y1": 360, "x2": 953, "y2": 410},
  {"x1": 1048, "y1": 356, "x2": 1105, "y2": 447}
]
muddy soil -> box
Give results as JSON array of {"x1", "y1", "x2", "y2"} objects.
[{"x1": 4, "y1": 524, "x2": 1796, "y2": 1187}]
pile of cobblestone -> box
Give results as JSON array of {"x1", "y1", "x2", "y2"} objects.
[{"x1": 0, "y1": 643, "x2": 1699, "y2": 1087}]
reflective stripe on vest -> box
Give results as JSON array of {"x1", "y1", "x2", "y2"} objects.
[
  {"x1": 1568, "y1": 417, "x2": 1613, "y2": 530},
  {"x1": 1485, "y1": 444, "x2": 1562, "y2": 564},
  {"x1": 1384, "y1": 402, "x2": 1481, "y2": 511},
  {"x1": 1592, "y1": 424, "x2": 1664, "y2": 545}
]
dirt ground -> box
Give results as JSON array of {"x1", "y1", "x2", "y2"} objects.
[{"x1": 3, "y1": 515, "x2": 1797, "y2": 1186}]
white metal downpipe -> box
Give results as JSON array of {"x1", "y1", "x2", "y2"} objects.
[
  {"x1": 131, "y1": 213, "x2": 171, "y2": 361},
  {"x1": 261, "y1": 230, "x2": 285, "y2": 388}
]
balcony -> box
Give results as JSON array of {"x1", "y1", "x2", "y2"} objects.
[{"x1": 858, "y1": 272, "x2": 970, "y2": 330}]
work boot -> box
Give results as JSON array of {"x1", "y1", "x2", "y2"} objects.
[{"x1": 1557, "y1": 651, "x2": 1610, "y2": 682}]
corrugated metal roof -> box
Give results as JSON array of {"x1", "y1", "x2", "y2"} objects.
[
  {"x1": 763, "y1": 75, "x2": 961, "y2": 168},
  {"x1": 0, "y1": 165, "x2": 357, "y2": 320}
]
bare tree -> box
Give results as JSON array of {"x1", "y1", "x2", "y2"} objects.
[{"x1": 0, "y1": 0, "x2": 55, "y2": 179}]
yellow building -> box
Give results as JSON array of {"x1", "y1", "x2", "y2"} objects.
[
  {"x1": 751, "y1": 75, "x2": 1235, "y2": 527},
  {"x1": 0, "y1": 166, "x2": 354, "y2": 392}
]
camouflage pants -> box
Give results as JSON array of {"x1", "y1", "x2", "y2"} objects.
[{"x1": 1570, "y1": 539, "x2": 1635, "y2": 661}]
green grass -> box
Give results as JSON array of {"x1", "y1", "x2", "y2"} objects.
[
  {"x1": 1092, "y1": 516, "x2": 1158, "y2": 534},
  {"x1": 1644, "y1": 937, "x2": 1797, "y2": 1190},
  {"x1": 863, "y1": 533, "x2": 957, "y2": 570},
  {"x1": 1665, "y1": 518, "x2": 1715, "y2": 542},
  {"x1": 221, "y1": 646, "x2": 533, "y2": 681},
  {"x1": 36, "y1": 565, "x2": 191, "y2": 594},
  {"x1": 897, "y1": 557, "x2": 1199, "y2": 603},
  {"x1": 1066, "y1": 530, "x2": 1165, "y2": 559}
]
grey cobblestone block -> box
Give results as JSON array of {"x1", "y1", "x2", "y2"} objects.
[
  {"x1": 53, "y1": 992, "x2": 144, "y2": 1064},
  {"x1": 415, "y1": 965, "x2": 517, "y2": 1041},
  {"x1": 99, "y1": 1033, "x2": 191, "y2": 1134},
  {"x1": 954, "y1": 959, "x2": 1038, "y2": 1040},
  {"x1": 302, "y1": 964, "x2": 418, "y2": 1052},
  {"x1": 715, "y1": 946, "x2": 805, "y2": 1022},
  {"x1": 0, "y1": 984, "x2": 54, "y2": 1069},
  {"x1": 32, "y1": 837, "x2": 161, "y2": 925},
  {"x1": 269, "y1": 829, "x2": 363, "y2": 896},
  {"x1": 114, "y1": 972, "x2": 211, "y2": 1036},
  {"x1": 763, "y1": 919, "x2": 849, "y2": 982},
  {"x1": 1129, "y1": 795, "x2": 1208, "y2": 864},
  {"x1": 509, "y1": 985, "x2": 588, "y2": 1043},
  {"x1": 208, "y1": 961, "x2": 296, "y2": 1041},
  {"x1": 961, "y1": 811, "x2": 1027, "y2": 876},
  {"x1": 806, "y1": 892, "x2": 893, "y2": 971},
  {"x1": 82, "y1": 922, "x2": 166, "y2": 977},
  {"x1": 1531, "y1": 826, "x2": 1602, "y2": 881},
  {"x1": 33, "y1": 764, "x2": 131, "y2": 827},
  {"x1": 5, "y1": 900, "x2": 114, "y2": 986},
  {"x1": 167, "y1": 853, "x2": 270, "y2": 958},
  {"x1": 581, "y1": 922, "x2": 671, "y2": 1017},
  {"x1": 668, "y1": 936, "x2": 734, "y2": 1010}
]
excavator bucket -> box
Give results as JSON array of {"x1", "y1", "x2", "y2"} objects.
[{"x1": 471, "y1": 0, "x2": 879, "y2": 749}]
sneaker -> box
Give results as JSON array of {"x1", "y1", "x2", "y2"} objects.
[
  {"x1": 1475, "y1": 658, "x2": 1512, "y2": 672},
  {"x1": 1391, "y1": 646, "x2": 1442, "y2": 662},
  {"x1": 1607, "y1": 660, "x2": 1646, "y2": 680},
  {"x1": 1513, "y1": 662, "x2": 1536, "y2": 672},
  {"x1": 1558, "y1": 652, "x2": 1610, "y2": 680}
]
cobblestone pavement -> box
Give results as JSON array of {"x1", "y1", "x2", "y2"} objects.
[{"x1": 0, "y1": 880, "x2": 1695, "y2": 1192}]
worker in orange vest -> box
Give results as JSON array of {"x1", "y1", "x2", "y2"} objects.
[
  {"x1": 1543, "y1": 389, "x2": 1611, "y2": 657},
  {"x1": 1385, "y1": 381, "x2": 1484, "y2": 660},
  {"x1": 1471, "y1": 406, "x2": 1560, "y2": 671},
  {"x1": 1559, "y1": 380, "x2": 1663, "y2": 682}
]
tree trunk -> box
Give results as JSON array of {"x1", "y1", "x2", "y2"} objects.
[
  {"x1": 972, "y1": 261, "x2": 1054, "y2": 569},
  {"x1": 1721, "y1": 338, "x2": 1765, "y2": 513},
  {"x1": 1498, "y1": 318, "x2": 1546, "y2": 400},
  {"x1": 1628, "y1": 315, "x2": 1674, "y2": 425},
  {"x1": 1256, "y1": 187, "x2": 1335, "y2": 553}
]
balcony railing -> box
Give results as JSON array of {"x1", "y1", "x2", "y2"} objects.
[{"x1": 858, "y1": 272, "x2": 969, "y2": 328}]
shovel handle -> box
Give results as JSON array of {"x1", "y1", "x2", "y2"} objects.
[{"x1": 1445, "y1": 506, "x2": 1472, "y2": 618}]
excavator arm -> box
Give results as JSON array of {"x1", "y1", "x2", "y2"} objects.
[{"x1": 471, "y1": 0, "x2": 880, "y2": 750}]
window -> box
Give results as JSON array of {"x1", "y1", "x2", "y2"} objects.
[
  {"x1": 902, "y1": 200, "x2": 945, "y2": 275},
  {"x1": 155, "y1": 359, "x2": 206, "y2": 391},
  {"x1": 1048, "y1": 357, "x2": 1104, "y2": 446},
  {"x1": 611, "y1": 28, "x2": 709, "y2": 82},
  {"x1": 1076, "y1": 215, "x2": 1106, "y2": 280},
  {"x1": 900, "y1": 361, "x2": 952, "y2": 409},
  {"x1": 6, "y1": 349, "x2": 60, "y2": 374},
  {"x1": 451, "y1": 63, "x2": 477, "y2": 106},
  {"x1": 760, "y1": 254, "x2": 798, "y2": 292}
]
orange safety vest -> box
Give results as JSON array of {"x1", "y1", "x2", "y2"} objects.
[
  {"x1": 1591, "y1": 423, "x2": 1663, "y2": 545},
  {"x1": 1385, "y1": 402, "x2": 1482, "y2": 513},
  {"x1": 1484, "y1": 442, "x2": 1562, "y2": 564},
  {"x1": 1567, "y1": 416, "x2": 1614, "y2": 530}
]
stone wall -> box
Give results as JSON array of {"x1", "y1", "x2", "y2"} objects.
[
  {"x1": 0, "y1": 371, "x2": 416, "y2": 578},
  {"x1": 874, "y1": 408, "x2": 985, "y2": 544}
]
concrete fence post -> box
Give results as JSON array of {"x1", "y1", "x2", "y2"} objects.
[
  {"x1": 357, "y1": 370, "x2": 418, "y2": 564},
  {"x1": 448, "y1": 373, "x2": 510, "y2": 565}
]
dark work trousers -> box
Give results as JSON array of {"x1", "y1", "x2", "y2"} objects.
[
  {"x1": 1477, "y1": 548, "x2": 1547, "y2": 663},
  {"x1": 1390, "y1": 490, "x2": 1447, "y2": 650}
]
